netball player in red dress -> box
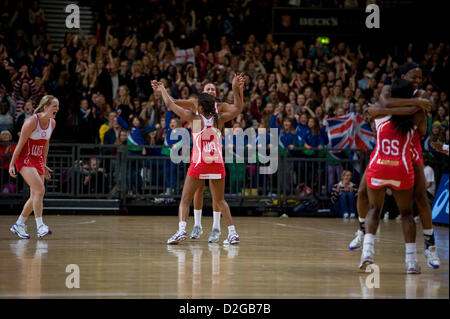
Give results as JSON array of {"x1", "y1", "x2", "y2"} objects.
[
  {"x1": 349, "y1": 64, "x2": 440, "y2": 269},
  {"x1": 153, "y1": 74, "x2": 245, "y2": 245},
  {"x1": 361, "y1": 103, "x2": 422, "y2": 274},
  {"x1": 152, "y1": 82, "x2": 239, "y2": 243},
  {"x1": 9, "y1": 95, "x2": 59, "y2": 239}
]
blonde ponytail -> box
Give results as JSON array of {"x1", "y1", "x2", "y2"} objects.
[{"x1": 34, "y1": 95, "x2": 57, "y2": 114}]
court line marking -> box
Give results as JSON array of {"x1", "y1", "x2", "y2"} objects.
[{"x1": 257, "y1": 220, "x2": 449, "y2": 251}]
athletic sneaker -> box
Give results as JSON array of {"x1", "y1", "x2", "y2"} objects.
[
  {"x1": 223, "y1": 232, "x2": 240, "y2": 245},
  {"x1": 167, "y1": 230, "x2": 187, "y2": 244},
  {"x1": 406, "y1": 261, "x2": 421, "y2": 274},
  {"x1": 343, "y1": 213, "x2": 349, "y2": 219},
  {"x1": 208, "y1": 228, "x2": 221, "y2": 243},
  {"x1": 424, "y1": 246, "x2": 440, "y2": 269},
  {"x1": 359, "y1": 250, "x2": 374, "y2": 270},
  {"x1": 10, "y1": 223, "x2": 30, "y2": 239},
  {"x1": 350, "y1": 213, "x2": 356, "y2": 219},
  {"x1": 190, "y1": 225, "x2": 203, "y2": 239},
  {"x1": 37, "y1": 224, "x2": 52, "y2": 238},
  {"x1": 349, "y1": 230, "x2": 364, "y2": 250}
]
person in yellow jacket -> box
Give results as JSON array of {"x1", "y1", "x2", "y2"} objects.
[{"x1": 99, "y1": 112, "x2": 117, "y2": 144}]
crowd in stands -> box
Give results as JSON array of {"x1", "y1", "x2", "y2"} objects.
[{"x1": 0, "y1": 0, "x2": 449, "y2": 205}]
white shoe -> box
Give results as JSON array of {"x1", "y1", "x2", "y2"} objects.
[
  {"x1": 190, "y1": 225, "x2": 203, "y2": 239},
  {"x1": 424, "y1": 246, "x2": 440, "y2": 269},
  {"x1": 406, "y1": 261, "x2": 421, "y2": 274},
  {"x1": 10, "y1": 223, "x2": 30, "y2": 239},
  {"x1": 343, "y1": 213, "x2": 349, "y2": 219},
  {"x1": 349, "y1": 230, "x2": 364, "y2": 250},
  {"x1": 395, "y1": 215, "x2": 402, "y2": 221},
  {"x1": 384, "y1": 211, "x2": 389, "y2": 220},
  {"x1": 37, "y1": 224, "x2": 52, "y2": 238},
  {"x1": 359, "y1": 249, "x2": 374, "y2": 270},
  {"x1": 208, "y1": 228, "x2": 221, "y2": 243},
  {"x1": 350, "y1": 213, "x2": 356, "y2": 219},
  {"x1": 414, "y1": 216, "x2": 420, "y2": 223},
  {"x1": 223, "y1": 232, "x2": 240, "y2": 245},
  {"x1": 167, "y1": 230, "x2": 187, "y2": 244}
]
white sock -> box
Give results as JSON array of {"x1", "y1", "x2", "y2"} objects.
[
  {"x1": 179, "y1": 221, "x2": 186, "y2": 232},
  {"x1": 17, "y1": 215, "x2": 27, "y2": 225},
  {"x1": 194, "y1": 209, "x2": 202, "y2": 227},
  {"x1": 358, "y1": 217, "x2": 365, "y2": 223},
  {"x1": 213, "y1": 211, "x2": 221, "y2": 230},
  {"x1": 363, "y1": 233, "x2": 375, "y2": 254},
  {"x1": 228, "y1": 225, "x2": 236, "y2": 235},
  {"x1": 35, "y1": 217, "x2": 44, "y2": 228},
  {"x1": 423, "y1": 229, "x2": 433, "y2": 236},
  {"x1": 405, "y1": 243, "x2": 417, "y2": 263}
]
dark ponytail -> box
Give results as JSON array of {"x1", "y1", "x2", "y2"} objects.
[
  {"x1": 198, "y1": 93, "x2": 218, "y2": 127},
  {"x1": 390, "y1": 79, "x2": 415, "y2": 136}
]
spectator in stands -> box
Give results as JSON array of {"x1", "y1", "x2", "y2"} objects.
[
  {"x1": 0, "y1": 130, "x2": 16, "y2": 194},
  {"x1": 99, "y1": 111, "x2": 117, "y2": 144},
  {"x1": 74, "y1": 98, "x2": 99, "y2": 143},
  {"x1": 12, "y1": 65, "x2": 37, "y2": 117},
  {"x1": 82, "y1": 157, "x2": 109, "y2": 195},
  {"x1": 14, "y1": 99, "x2": 33, "y2": 140},
  {"x1": 330, "y1": 170, "x2": 358, "y2": 218},
  {"x1": 0, "y1": 94, "x2": 14, "y2": 133}
]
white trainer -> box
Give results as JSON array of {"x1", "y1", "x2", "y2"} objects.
[
  {"x1": 359, "y1": 249, "x2": 374, "y2": 270},
  {"x1": 37, "y1": 224, "x2": 52, "y2": 238},
  {"x1": 190, "y1": 225, "x2": 203, "y2": 239},
  {"x1": 424, "y1": 246, "x2": 440, "y2": 269},
  {"x1": 406, "y1": 261, "x2": 421, "y2": 274},
  {"x1": 223, "y1": 232, "x2": 240, "y2": 245},
  {"x1": 349, "y1": 230, "x2": 364, "y2": 250},
  {"x1": 167, "y1": 230, "x2": 187, "y2": 245},
  {"x1": 10, "y1": 223, "x2": 30, "y2": 239},
  {"x1": 208, "y1": 228, "x2": 221, "y2": 243}
]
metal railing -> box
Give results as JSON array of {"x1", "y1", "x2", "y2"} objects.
[{"x1": 6, "y1": 143, "x2": 445, "y2": 213}]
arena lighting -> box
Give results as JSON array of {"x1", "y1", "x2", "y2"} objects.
[{"x1": 317, "y1": 36, "x2": 330, "y2": 45}]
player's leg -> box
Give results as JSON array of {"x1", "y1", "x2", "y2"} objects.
[
  {"x1": 10, "y1": 193, "x2": 34, "y2": 239},
  {"x1": 191, "y1": 181, "x2": 205, "y2": 239},
  {"x1": 12, "y1": 167, "x2": 50, "y2": 238},
  {"x1": 349, "y1": 171, "x2": 368, "y2": 250},
  {"x1": 360, "y1": 186, "x2": 385, "y2": 270},
  {"x1": 168, "y1": 175, "x2": 203, "y2": 244},
  {"x1": 208, "y1": 199, "x2": 222, "y2": 243},
  {"x1": 393, "y1": 188, "x2": 421, "y2": 274},
  {"x1": 209, "y1": 178, "x2": 239, "y2": 245},
  {"x1": 413, "y1": 164, "x2": 440, "y2": 268}
]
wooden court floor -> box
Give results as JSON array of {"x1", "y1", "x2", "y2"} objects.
[{"x1": 0, "y1": 215, "x2": 448, "y2": 299}]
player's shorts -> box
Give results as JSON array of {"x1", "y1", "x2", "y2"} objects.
[
  {"x1": 187, "y1": 162, "x2": 225, "y2": 179},
  {"x1": 15, "y1": 156, "x2": 45, "y2": 175},
  {"x1": 366, "y1": 158, "x2": 414, "y2": 191}
]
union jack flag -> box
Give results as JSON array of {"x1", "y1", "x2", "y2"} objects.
[
  {"x1": 324, "y1": 112, "x2": 375, "y2": 151},
  {"x1": 323, "y1": 113, "x2": 376, "y2": 170}
]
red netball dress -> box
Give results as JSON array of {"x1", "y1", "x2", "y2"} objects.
[
  {"x1": 15, "y1": 114, "x2": 53, "y2": 175},
  {"x1": 366, "y1": 115, "x2": 414, "y2": 190},
  {"x1": 410, "y1": 129, "x2": 423, "y2": 165},
  {"x1": 187, "y1": 114, "x2": 225, "y2": 179}
]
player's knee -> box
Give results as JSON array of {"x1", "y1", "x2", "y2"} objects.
[{"x1": 33, "y1": 185, "x2": 45, "y2": 197}]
